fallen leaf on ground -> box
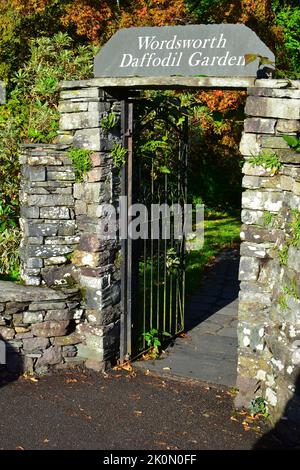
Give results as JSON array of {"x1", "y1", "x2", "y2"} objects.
[
  {"x1": 142, "y1": 352, "x2": 155, "y2": 361},
  {"x1": 113, "y1": 362, "x2": 133, "y2": 372},
  {"x1": 66, "y1": 378, "x2": 77, "y2": 383},
  {"x1": 178, "y1": 332, "x2": 187, "y2": 338},
  {"x1": 227, "y1": 388, "x2": 239, "y2": 397},
  {"x1": 22, "y1": 374, "x2": 39, "y2": 383},
  {"x1": 130, "y1": 394, "x2": 141, "y2": 400},
  {"x1": 134, "y1": 410, "x2": 143, "y2": 416},
  {"x1": 243, "y1": 425, "x2": 251, "y2": 432}
]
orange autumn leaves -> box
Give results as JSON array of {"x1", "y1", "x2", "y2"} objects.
[
  {"x1": 11, "y1": 0, "x2": 188, "y2": 42},
  {"x1": 197, "y1": 90, "x2": 246, "y2": 114},
  {"x1": 11, "y1": 0, "x2": 48, "y2": 15},
  {"x1": 10, "y1": 0, "x2": 283, "y2": 53},
  {"x1": 117, "y1": 0, "x2": 188, "y2": 29},
  {"x1": 61, "y1": 1, "x2": 114, "y2": 42},
  {"x1": 61, "y1": 0, "x2": 188, "y2": 41},
  {"x1": 193, "y1": 90, "x2": 247, "y2": 151}
]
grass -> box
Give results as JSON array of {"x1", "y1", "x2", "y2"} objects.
[{"x1": 185, "y1": 212, "x2": 241, "y2": 296}]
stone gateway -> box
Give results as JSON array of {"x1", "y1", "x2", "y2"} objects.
[{"x1": 1, "y1": 20, "x2": 299, "y2": 443}]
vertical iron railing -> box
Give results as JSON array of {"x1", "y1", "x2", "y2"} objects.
[
  {"x1": 120, "y1": 99, "x2": 134, "y2": 362},
  {"x1": 120, "y1": 101, "x2": 188, "y2": 360},
  {"x1": 138, "y1": 114, "x2": 188, "y2": 348}
]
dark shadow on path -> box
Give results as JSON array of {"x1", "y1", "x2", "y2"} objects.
[
  {"x1": 136, "y1": 247, "x2": 239, "y2": 387},
  {"x1": 254, "y1": 374, "x2": 300, "y2": 449},
  {"x1": 0, "y1": 335, "x2": 24, "y2": 389},
  {"x1": 185, "y1": 246, "x2": 240, "y2": 332}
]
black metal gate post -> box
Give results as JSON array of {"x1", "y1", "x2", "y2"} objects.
[{"x1": 120, "y1": 99, "x2": 134, "y2": 362}]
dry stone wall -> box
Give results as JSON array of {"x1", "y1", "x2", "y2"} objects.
[
  {"x1": 0, "y1": 281, "x2": 83, "y2": 374},
  {"x1": 237, "y1": 84, "x2": 300, "y2": 437}
]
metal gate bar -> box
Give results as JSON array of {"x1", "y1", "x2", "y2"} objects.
[{"x1": 120, "y1": 99, "x2": 134, "y2": 362}]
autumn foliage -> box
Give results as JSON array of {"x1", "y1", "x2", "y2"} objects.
[
  {"x1": 10, "y1": 0, "x2": 188, "y2": 43},
  {"x1": 1, "y1": 0, "x2": 299, "y2": 210}
]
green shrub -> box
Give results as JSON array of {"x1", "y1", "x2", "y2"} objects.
[
  {"x1": 0, "y1": 228, "x2": 21, "y2": 281},
  {"x1": 185, "y1": 0, "x2": 227, "y2": 22},
  {"x1": 273, "y1": 4, "x2": 300, "y2": 76},
  {"x1": 0, "y1": 33, "x2": 95, "y2": 204},
  {"x1": 0, "y1": 197, "x2": 19, "y2": 232}
]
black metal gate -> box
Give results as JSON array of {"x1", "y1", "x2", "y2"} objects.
[{"x1": 120, "y1": 97, "x2": 188, "y2": 361}]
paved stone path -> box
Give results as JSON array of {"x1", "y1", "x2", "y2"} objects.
[{"x1": 137, "y1": 247, "x2": 239, "y2": 387}]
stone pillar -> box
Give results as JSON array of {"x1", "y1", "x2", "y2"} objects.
[
  {"x1": 20, "y1": 144, "x2": 78, "y2": 286},
  {"x1": 57, "y1": 83, "x2": 122, "y2": 370},
  {"x1": 237, "y1": 84, "x2": 300, "y2": 435}
]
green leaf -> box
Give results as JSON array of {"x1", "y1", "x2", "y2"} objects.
[
  {"x1": 282, "y1": 134, "x2": 299, "y2": 148},
  {"x1": 150, "y1": 328, "x2": 158, "y2": 335},
  {"x1": 159, "y1": 166, "x2": 171, "y2": 174},
  {"x1": 177, "y1": 116, "x2": 185, "y2": 126}
]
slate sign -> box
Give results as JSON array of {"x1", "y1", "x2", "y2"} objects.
[{"x1": 94, "y1": 24, "x2": 274, "y2": 78}]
